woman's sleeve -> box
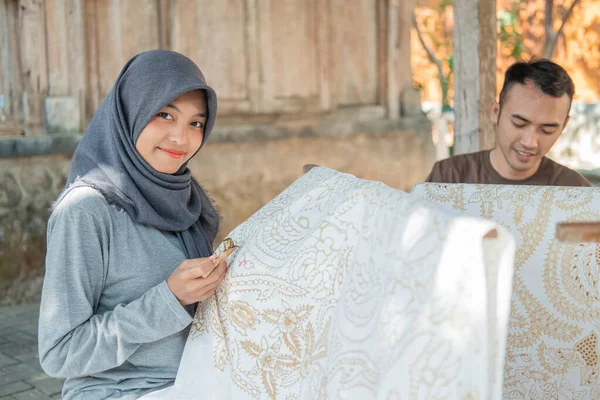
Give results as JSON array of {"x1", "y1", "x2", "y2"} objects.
[{"x1": 38, "y1": 202, "x2": 193, "y2": 378}]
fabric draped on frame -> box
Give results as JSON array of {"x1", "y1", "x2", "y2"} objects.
[
  {"x1": 412, "y1": 182, "x2": 600, "y2": 400},
  {"x1": 173, "y1": 168, "x2": 516, "y2": 400}
]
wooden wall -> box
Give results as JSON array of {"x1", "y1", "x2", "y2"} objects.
[{"x1": 0, "y1": 0, "x2": 414, "y2": 137}]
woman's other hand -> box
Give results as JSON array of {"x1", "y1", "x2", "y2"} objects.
[{"x1": 166, "y1": 257, "x2": 227, "y2": 305}]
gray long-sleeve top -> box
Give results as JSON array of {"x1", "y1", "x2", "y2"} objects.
[{"x1": 38, "y1": 187, "x2": 196, "y2": 399}]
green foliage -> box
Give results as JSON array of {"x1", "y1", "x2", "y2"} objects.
[{"x1": 497, "y1": 2, "x2": 524, "y2": 61}]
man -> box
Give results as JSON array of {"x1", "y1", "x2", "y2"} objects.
[{"x1": 426, "y1": 59, "x2": 591, "y2": 186}]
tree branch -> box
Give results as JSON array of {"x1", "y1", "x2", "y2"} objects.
[
  {"x1": 556, "y1": 0, "x2": 580, "y2": 39},
  {"x1": 544, "y1": 0, "x2": 554, "y2": 34},
  {"x1": 412, "y1": 10, "x2": 445, "y2": 92},
  {"x1": 542, "y1": 0, "x2": 580, "y2": 58},
  {"x1": 413, "y1": 12, "x2": 441, "y2": 66}
]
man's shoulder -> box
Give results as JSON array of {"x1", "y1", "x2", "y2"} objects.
[{"x1": 543, "y1": 157, "x2": 592, "y2": 187}]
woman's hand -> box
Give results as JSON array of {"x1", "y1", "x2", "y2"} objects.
[{"x1": 166, "y1": 257, "x2": 227, "y2": 306}]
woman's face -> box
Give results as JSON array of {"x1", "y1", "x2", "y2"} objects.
[{"x1": 136, "y1": 90, "x2": 207, "y2": 174}]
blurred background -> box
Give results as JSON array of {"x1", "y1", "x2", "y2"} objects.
[{"x1": 0, "y1": 0, "x2": 598, "y2": 307}]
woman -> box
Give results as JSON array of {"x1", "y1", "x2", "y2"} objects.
[{"x1": 38, "y1": 50, "x2": 226, "y2": 399}]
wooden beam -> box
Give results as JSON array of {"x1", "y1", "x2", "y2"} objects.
[
  {"x1": 452, "y1": 0, "x2": 496, "y2": 154},
  {"x1": 19, "y1": 0, "x2": 48, "y2": 136},
  {"x1": 84, "y1": 0, "x2": 101, "y2": 120},
  {"x1": 157, "y1": 0, "x2": 171, "y2": 49},
  {"x1": 45, "y1": 0, "x2": 86, "y2": 130},
  {"x1": 0, "y1": 0, "x2": 23, "y2": 125},
  {"x1": 556, "y1": 222, "x2": 600, "y2": 243},
  {"x1": 245, "y1": 0, "x2": 261, "y2": 113},
  {"x1": 395, "y1": 0, "x2": 414, "y2": 119},
  {"x1": 317, "y1": 0, "x2": 333, "y2": 111},
  {"x1": 386, "y1": 0, "x2": 400, "y2": 119},
  {"x1": 66, "y1": 0, "x2": 87, "y2": 131},
  {"x1": 46, "y1": 0, "x2": 69, "y2": 96},
  {"x1": 377, "y1": 0, "x2": 412, "y2": 120}
]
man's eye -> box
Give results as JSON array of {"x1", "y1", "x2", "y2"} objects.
[{"x1": 512, "y1": 122, "x2": 526, "y2": 128}]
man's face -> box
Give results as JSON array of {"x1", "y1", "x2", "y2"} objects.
[{"x1": 492, "y1": 82, "x2": 571, "y2": 180}]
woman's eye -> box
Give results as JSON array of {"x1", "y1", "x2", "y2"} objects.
[
  {"x1": 157, "y1": 112, "x2": 173, "y2": 120},
  {"x1": 191, "y1": 121, "x2": 204, "y2": 129},
  {"x1": 512, "y1": 122, "x2": 526, "y2": 128}
]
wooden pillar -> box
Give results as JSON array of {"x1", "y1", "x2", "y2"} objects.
[
  {"x1": 377, "y1": 0, "x2": 413, "y2": 120},
  {"x1": 453, "y1": 0, "x2": 496, "y2": 154},
  {"x1": 19, "y1": 0, "x2": 48, "y2": 136},
  {"x1": 386, "y1": 0, "x2": 400, "y2": 119},
  {"x1": 0, "y1": 0, "x2": 23, "y2": 135},
  {"x1": 158, "y1": 0, "x2": 171, "y2": 49},
  {"x1": 396, "y1": 0, "x2": 414, "y2": 118},
  {"x1": 317, "y1": 0, "x2": 333, "y2": 112},
  {"x1": 45, "y1": 0, "x2": 87, "y2": 130}
]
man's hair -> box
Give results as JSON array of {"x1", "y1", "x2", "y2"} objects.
[{"x1": 498, "y1": 58, "x2": 575, "y2": 112}]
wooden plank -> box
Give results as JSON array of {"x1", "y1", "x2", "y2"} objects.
[
  {"x1": 170, "y1": 0, "x2": 251, "y2": 115},
  {"x1": 1, "y1": 0, "x2": 22, "y2": 122},
  {"x1": 316, "y1": 0, "x2": 333, "y2": 111},
  {"x1": 268, "y1": 0, "x2": 319, "y2": 98},
  {"x1": 245, "y1": 0, "x2": 261, "y2": 113},
  {"x1": 45, "y1": 0, "x2": 69, "y2": 96},
  {"x1": 331, "y1": 0, "x2": 378, "y2": 106},
  {"x1": 7, "y1": 0, "x2": 22, "y2": 119},
  {"x1": 87, "y1": 0, "x2": 159, "y2": 106},
  {"x1": 0, "y1": 125, "x2": 24, "y2": 137},
  {"x1": 19, "y1": 0, "x2": 48, "y2": 135},
  {"x1": 84, "y1": 0, "x2": 101, "y2": 120},
  {"x1": 257, "y1": 0, "x2": 276, "y2": 111},
  {"x1": 452, "y1": 0, "x2": 497, "y2": 154},
  {"x1": 192, "y1": 0, "x2": 247, "y2": 101},
  {"x1": 45, "y1": 0, "x2": 86, "y2": 130},
  {"x1": 158, "y1": 0, "x2": 171, "y2": 49},
  {"x1": 0, "y1": 0, "x2": 12, "y2": 119},
  {"x1": 95, "y1": 0, "x2": 123, "y2": 98},
  {"x1": 66, "y1": 0, "x2": 87, "y2": 131},
  {"x1": 120, "y1": 0, "x2": 158, "y2": 60},
  {"x1": 170, "y1": 0, "x2": 197, "y2": 58},
  {"x1": 556, "y1": 222, "x2": 600, "y2": 243},
  {"x1": 376, "y1": 0, "x2": 388, "y2": 107},
  {"x1": 386, "y1": 0, "x2": 400, "y2": 119},
  {"x1": 395, "y1": 0, "x2": 413, "y2": 118}
]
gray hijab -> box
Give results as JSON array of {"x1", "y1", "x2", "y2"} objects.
[{"x1": 53, "y1": 49, "x2": 219, "y2": 258}]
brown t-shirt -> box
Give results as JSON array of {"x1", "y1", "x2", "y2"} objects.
[{"x1": 425, "y1": 150, "x2": 591, "y2": 186}]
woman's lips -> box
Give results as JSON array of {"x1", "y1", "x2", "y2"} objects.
[{"x1": 160, "y1": 148, "x2": 185, "y2": 159}]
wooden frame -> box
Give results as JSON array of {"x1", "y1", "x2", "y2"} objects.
[{"x1": 556, "y1": 222, "x2": 600, "y2": 243}]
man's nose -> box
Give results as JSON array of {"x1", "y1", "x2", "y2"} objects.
[{"x1": 520, "y1": 128, "x2": 537, "y2": 149}]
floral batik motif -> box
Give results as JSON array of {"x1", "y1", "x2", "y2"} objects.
[{"x1": 174, "y1": 169, "x2": 515, "y2": 400}]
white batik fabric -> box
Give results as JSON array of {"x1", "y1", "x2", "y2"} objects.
[
  {"x1": 174, "y1": 168, "x2": 515, "y2": 400},
  {"x1": 412, "y1": 183, "x2": 600, "y2": 400}
]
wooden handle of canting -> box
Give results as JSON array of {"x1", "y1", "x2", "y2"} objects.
[{"x1": 201, "y1": 246, "x2": 237, "y2": 278}]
